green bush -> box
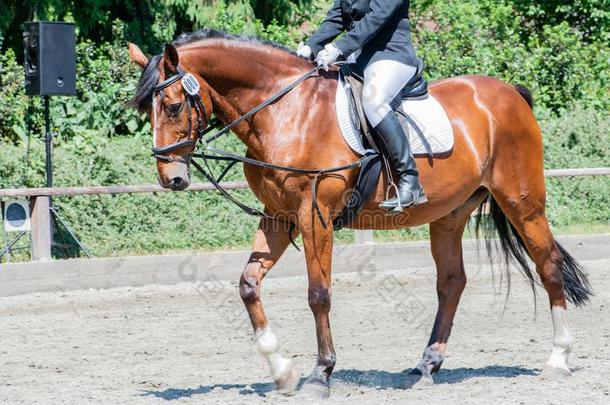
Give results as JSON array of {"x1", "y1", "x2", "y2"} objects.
[
  {"x1": 512, "y1": 0, "x2": 610, "y2": 43},
  {"x1": 540, "y1": 108, "x2": 610, "y2": 226},
  {"x1": 412, "y1": 0, "x2": 610, "y2": 113},
  {"x1": 0, "y1": 0, "x2": 608, "y2": 260}
]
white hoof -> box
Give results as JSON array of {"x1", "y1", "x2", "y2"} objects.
[
  {"x1": 541, "y1": 363, "x2": 572, "y2": 379},
  {"x1": 276, "y1": 362, "x2": 301, "y2": 395},
  {"x1": 299, "y1": 380, "x2": 331, "y2": 399},
  {"x1": 542, "y1": 306, "x2": 573, "y2": 380}
]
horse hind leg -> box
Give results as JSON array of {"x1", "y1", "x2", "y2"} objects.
[
  {"x1": 485, "y1": 187, "x2": 592, "y2": 377},
  {"x1": 239, "y1": 216, "x2": 301, "y2": 394},
  {"x1": 409, "y1": 188, "x2": 488, "y2": 387},
  {"x1": 482, "y1": 84, "x2": 591, "y2": 377}
]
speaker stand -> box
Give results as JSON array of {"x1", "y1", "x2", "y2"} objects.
[
  {"x1": 43, "y1": 96, "x2": 91, "y2": 259},
  {"x1": 0, "y1": 231, "x2": 28, "y2": 263}
]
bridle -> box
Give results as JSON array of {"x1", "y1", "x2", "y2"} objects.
[{"x1": 150, "y1": 65, "x2": 218, "y2": 164}]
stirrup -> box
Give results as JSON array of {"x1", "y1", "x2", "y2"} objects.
[
  {"x1": 380, "y1": 188, "x2": 428, "y2": 213},
  {"x1": 383, "y1": 182, "x2": 402, "y2": 214},
  {"x1": 392, "y1": 192, "x2": 428, "y2": 213}
]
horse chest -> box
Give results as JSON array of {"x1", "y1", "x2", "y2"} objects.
[{"x1": 244, "y1": 167, "x2": 304, "y2": 211}]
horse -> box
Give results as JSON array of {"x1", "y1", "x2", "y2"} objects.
[{"x1": 127, "y1": 29, "x2": 591, "y2": 398}]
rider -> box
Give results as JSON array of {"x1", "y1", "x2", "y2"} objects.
[{"x1": 298, "y1": 0, "x2": 427, "y2": 210}]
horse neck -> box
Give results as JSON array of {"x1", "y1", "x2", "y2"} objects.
[{"x1": 180, "y1": 41, "x2": 313, "y2": 158}]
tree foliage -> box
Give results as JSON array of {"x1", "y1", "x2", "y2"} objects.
[
  {"x1": 1, "y1": 0, "x2": 607, "y2": 140},
  {"x1": 512, "y1": 0, "x2": 610, "y2": 42},
  {"x1": 411, "y1": 0, "x2": 610, "y2": 112},
  {"x1": 0, "y1": 0, "x2": 318, "y2": 55}
]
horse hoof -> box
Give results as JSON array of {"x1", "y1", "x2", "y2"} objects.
[
  {"x1": 276, "y1": 362, "x2": 301, "y2": 395},
  {"x1": 405, "y1": 370, "x2": 434, "y2": 389},
  {"x1": 540, "y1": 364, "x2": 572, "y2": 379},
  {"x1": 412, "y1": 374, "x2": 435, "y2": 389},
  {"x1": 300, "y1": 378, "x2": 331, "y2": 399}
]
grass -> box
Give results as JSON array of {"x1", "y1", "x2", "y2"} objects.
[
  {"x1": 373, "y1": 222, "x2": 610, "y2": 244},
  {"x1": 3, "y1": 221, "x2": 607, "y2": 264}
]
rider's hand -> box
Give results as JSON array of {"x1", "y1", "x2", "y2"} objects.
[
  {"x1": 315, "y1": 43, "x2": 342, "y2": 70},
  {"x1": 297, "y1": 42, "x2": 313, "y2": 60}
]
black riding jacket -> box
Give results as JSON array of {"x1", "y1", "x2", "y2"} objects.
[{"x1": 306, "y1": 0, "x2": 420, "y2": 70}]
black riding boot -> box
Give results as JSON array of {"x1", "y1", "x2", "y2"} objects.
[{"x1": 375, "y1": 111, "x2": 427, "y2": 211}]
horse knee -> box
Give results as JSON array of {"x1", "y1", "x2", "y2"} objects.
[
  {"x1": 437, "y1": 270, "x2": 466, "y2": 298},
  {"x1": 239, "y1": 277, "x2": 259, "y2": 304},
  {"x1": 308, "y1": 285, "x2": 331, "y2": 313},
  {"x1": 239, "y1": 264, "x2": 261, "y2": 304},
  {"x1": 453, "y1": 271, "x2": 467, "y2": 291}
]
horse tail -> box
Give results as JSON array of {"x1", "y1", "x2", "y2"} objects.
[
  {"x1": 555, "y1": 242, "x2": 593, "y2": 306},
  {"x1": 473, "y1": 195, "x2": 538, "y2": 304},
  {"x1": 513, "y1": 84, "x2": 534, "y2": 109},
  {"x1": 472, "y1": 194, "x2": 592, "y2": 307}
]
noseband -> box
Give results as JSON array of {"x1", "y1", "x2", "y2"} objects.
[{"x1": 151, "y1": 66, "x2": 217, "y2": 164}]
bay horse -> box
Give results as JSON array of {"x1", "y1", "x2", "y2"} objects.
[{"x1": 128, "y1": 29, "x2": 591, "y2": 397}]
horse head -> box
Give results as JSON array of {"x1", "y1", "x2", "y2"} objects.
[{"x1": 128, "y1": 42, "x2": 214, "y2": 191}]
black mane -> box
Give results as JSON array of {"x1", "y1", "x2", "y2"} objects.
[{"x1": 130, "y1": 29, "x2": 294, "y2": 113}]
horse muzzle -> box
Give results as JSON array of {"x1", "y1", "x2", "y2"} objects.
[
  {"x1": 157, "y1": 163, "x2": 191, "y2": 191},
  {"x1": 169, "y1": 175, "x2": 190, "y2": 191}
]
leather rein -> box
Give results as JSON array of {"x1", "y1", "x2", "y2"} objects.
[{"x1": 150, "y1": 63, "x2": 368, "y2": 238}]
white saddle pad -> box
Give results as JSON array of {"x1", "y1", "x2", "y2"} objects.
[{"x1": 335, "y1": 78, "x2": 454, "y2": 156}]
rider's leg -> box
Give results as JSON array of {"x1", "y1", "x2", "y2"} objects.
[{"x1": 362, "y1": 60, "x2": 427, "y2": 210}]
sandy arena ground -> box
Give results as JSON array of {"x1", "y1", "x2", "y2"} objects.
[{"x1": 0, "y1": 255, "x2": 609, "y2": 404}]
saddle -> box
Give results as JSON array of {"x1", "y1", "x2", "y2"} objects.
[{"x1": 332, "y1": 62, "x2": 429, "y2": 230}]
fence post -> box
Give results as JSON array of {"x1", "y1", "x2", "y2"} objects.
[
  {"x1": 354, "y1": 230, "x2": 374, "y2": 245},
  {"x1": 30, "y1": 196, "x2": 52, "y2": 261}
]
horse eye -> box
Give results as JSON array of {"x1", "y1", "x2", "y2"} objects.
[{"x1": 166, "y1": 102, "x2": 182, "y2": 116}]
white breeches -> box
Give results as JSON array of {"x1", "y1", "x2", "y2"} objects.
[{"x1": 362, "y1": 60, "x2": 417, "y2": 127}]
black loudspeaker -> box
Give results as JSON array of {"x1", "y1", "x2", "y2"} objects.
[{"x1": 23, "y1": 22, "x2": 76, "y2": 96}]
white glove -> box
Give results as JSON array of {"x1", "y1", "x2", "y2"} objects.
[
  {"x1": 315, "y1": 43, "x2": 342, "y2": 70},
  {"x1": 297, "y1": 42, "x2": 312, "y2": 60}
]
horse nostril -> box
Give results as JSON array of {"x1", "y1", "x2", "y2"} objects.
[{"x1": 170, "y1": 177, "x2": 185, "y2": 189}]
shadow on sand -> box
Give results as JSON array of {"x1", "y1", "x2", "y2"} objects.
[
  {"x1": 141, "y1": 365, "x2": 539, "y2": 400},
  {"x1": 333, "y1": 365, "x2": 539, "y2": 390},
  {"x1": 141, "y1": 381, "x2": 277, "y2": 400}
]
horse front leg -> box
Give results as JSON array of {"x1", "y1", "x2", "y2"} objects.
[
  {"x1": 298, "y1": 206, "x2": 336, "y2": 398},
  {"x1": 239, "y1": 216, "x2": 301, "y2": 394}
]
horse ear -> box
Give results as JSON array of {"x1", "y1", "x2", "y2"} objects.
[
  {"x1": 128, "y1": 43, "x2": 148, "y2": 69},
  {"x1": 163, "y1": 43, "x2": 180, "y2": 72}
]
